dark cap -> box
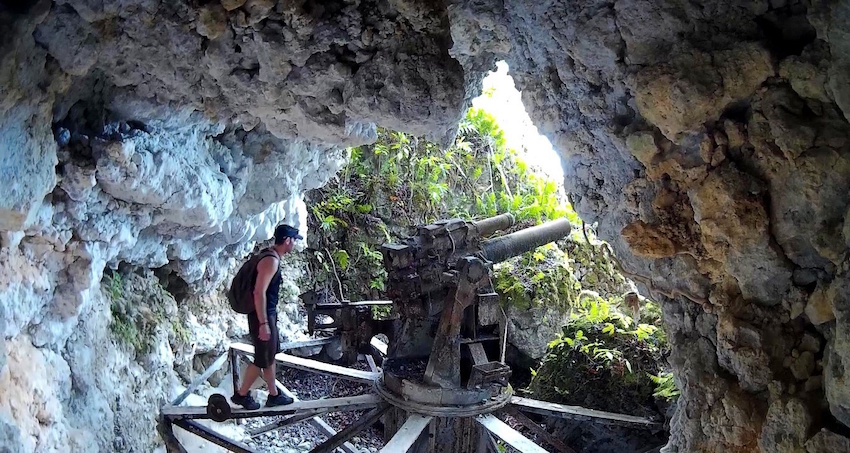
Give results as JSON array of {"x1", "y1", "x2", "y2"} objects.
[{"x1": 274, "y1": 224, "x2": 303, "y2": 243}]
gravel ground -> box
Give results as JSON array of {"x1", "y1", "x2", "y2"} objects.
[{"x1": 241, "y1": 361, "x2": 385, "y2": 453}]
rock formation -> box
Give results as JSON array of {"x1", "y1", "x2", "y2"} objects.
[{"x1": 1, "y1": 0, "x2": 849, "y2": 452}]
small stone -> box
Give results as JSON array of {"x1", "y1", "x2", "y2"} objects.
[
  {"x1": 791, "y1": 351, "x2": 815, "y2": 381},
  {"x1": 805, "y1": 429, "x2": 850, "y2": 452},
  {"x1": 799, "y1": 333, "x2": 821, "y2": 354},
  {"x1": 710, "y1": 146, "x2": 727, "y2": 167},
  {"x1": 724, "y1": 119, "x2": 746, "y2": 148},
  {"x1": 805, "y1": 287, "x2": 835, "y2": 325},
  {"x1": 699, "y1": 134, "x2": 714, "y2": 163},
  {"x1": 804, "y1": 375, "x2": 823, "y2": 393},
  {"x1": 714, "y1": 130, "x2": 729, "y2": 147},
  {"x1": 197, "y1": 4, "x2": 228, "y2": 40},
  {"x1": 220, "y1": 0, "x2": 247, "y2": 10},
  {"x1": 626, "y1": 132, "x2": 658, "y2": 167},
  {"x1": 792, "y1": 349, "x2": 800, "y2": 358},
  {"x1": 244, "y1": 0, "x2": 275, "y2": 24},
  {"x1": 56, "y1": 128, "x2": 71, "y2": 147},
  {"x1": 793, "y1": 268, "x2": 819, "y2": 286}
]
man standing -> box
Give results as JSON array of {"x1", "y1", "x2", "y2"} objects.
[{"x1": 231, "y1": 224, "x2": 301, "y2": 409}]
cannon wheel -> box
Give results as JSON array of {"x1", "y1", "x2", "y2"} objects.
[{"x1": 206, "y1": 393, "x2": 231, "y2": 422}]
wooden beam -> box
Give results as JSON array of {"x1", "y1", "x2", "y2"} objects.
[
  {"x1": 172, "y1": 419, "x2": 260, "y2": 453},
  {"x1": 230, "y1": 343, "x2": 379, "y2": 384},
  {"x1": 379, "y1": 414, "x2": 433, "y2": 452},
  {"x1": 156, "y1": 416, "x2": 188, "y2": 453},
  {"x1": 475, "y1": 414, "x2": 548, "y2": 453},
  {"x1": 365, "y1": 354, "x2": 379, "y2": 373},
  {"x1": 315, "y1": 300, "x2": 393, "y2": 308},
  {"x1": 162, "y1": 394, "x2": 382, "y2": 420},
  {"x1": 370, "y1": 337, "x2": 388, "y2": 356},
  {"x1": 510, "y1": 396, "x2": 659, "y2": 427},
  {"x1": 310, "y1": 404, "x2": 390, "y2": 453},
  {"x1": 502, "y1": 407, "x2": 576, "y2": 453},
  {"x1": 172, "y1": 352, "x2": 229, "y2": 406}
]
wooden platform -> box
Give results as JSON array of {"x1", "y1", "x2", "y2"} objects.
[
  {"x1": 511, "y1": 396, "x2": 660, "y2": 426},
  {"x1": 230, "y1": 342, "x2": 380, "y2": 384},
  {"x1": 162, "y1": 394, "x2": 382, "y2": 421}
]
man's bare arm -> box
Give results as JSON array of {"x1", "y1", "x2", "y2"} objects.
[{"x1": 253, "y1": 256, "x2": 279, "y2": 322}]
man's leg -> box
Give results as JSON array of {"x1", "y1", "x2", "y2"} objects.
[
  {"x1": 237, "y1": 363, "x2": 262, "y2": 396},
  {"x1": 262, "y1": 363, "x2": 278, "y2": 396}
]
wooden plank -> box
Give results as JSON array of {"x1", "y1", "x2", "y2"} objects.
[
  {"x1": 274, "y1": 379, "x2": 359, "y2": 453},
  {"x1": 365, "y1": 354, "x2": 379, "y2": 373},
  {"x1": 475, "y1": 414, "x2": 548, "y2": 453},
  {"x1": 280, "y1": 336, "x2": 337, "y2": 351},
  {"x1": 510, "y1": 396, "x2": 659, "y2": 427},
  {"x1": 370, "y1": 337, "x2": 388, "y2": 356},
  {"x1": 310, "y1": 405, "x2": 390, "y2": 453},
  {"x1": 379, "y1": 414, "x2": 432, "y2": 453},
  {"x1": 162, "y1": 394, "x2": 382, "y2": 420},
  {"x1": 315, "y1": 300, "x2": 393, "y2": 308},
  {"x1": 172, "y1": 419, "x2": 260, "y2": 453},
  {"x1": 503, "y1": 407, "x2": 576, "y2": 453},
  {"x1": 230, "y1": 343, "x2": 379, "y2": 384},
  {"x1": 172, "y1": 352, "x2": 229, "y2": 406}
]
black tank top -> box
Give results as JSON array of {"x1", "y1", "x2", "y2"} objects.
[{"x1": 265, "y1": 258, "x2": 282, "y2": 318}]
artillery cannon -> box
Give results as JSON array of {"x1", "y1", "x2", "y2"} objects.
[
  {"x1": 377, "y1": 214, "x2": 573, "y2": 451},
  {"x1": 160, "y1": 213, "x2": 661, "y2": 453}
]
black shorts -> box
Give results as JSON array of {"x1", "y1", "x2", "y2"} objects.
[{"x1": 248, "y1": 312, "x2": 279, "y2": 369}]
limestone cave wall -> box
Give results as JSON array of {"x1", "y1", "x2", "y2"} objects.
[
  {"x1": 1, "y1": 0, "x2": 849, "y2": 452},
  {"x1": 449, "y1": 0, "x2": 850, "y2": 451}
]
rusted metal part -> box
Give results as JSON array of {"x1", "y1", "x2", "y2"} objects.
[
  {"x1": 424, "y1": 257, "x2": 489, "y2": 388},
  {"x1": 472, "y1": 213, "x2": 515, "y2": 237},
  {"x1": 480, "y1": 218, "x2": 572, "y2": 263},
  {"x1": 374, "y1": 377, "x2": 512, "y2": 417},
  {"x1": 502, "y1": 406, "x2": 576, "y2": 453}
]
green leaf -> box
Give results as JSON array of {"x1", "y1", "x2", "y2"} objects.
[{"x1": 333, "y1": 250, "x2": 350, "y2": 270}]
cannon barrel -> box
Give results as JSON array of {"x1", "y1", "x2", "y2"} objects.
[
  {"x1": 472, "y1": 213, "x2": 515, "y2": 237},
  {"x1": 480, "y1": 218, "x2": 572, "y2": 263}
]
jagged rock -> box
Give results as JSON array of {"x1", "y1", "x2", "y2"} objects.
[
  {"x1": 621, "y1": 220, "x2": 677, "y2": 258},
  {"x1": 716, "y1": 314, "x2": 773, "y2": 392},
  {"x1": 197, "y1": 4, "x2": 228, "y2": 40},
  {"x1": 220, "y1": 0, "x2": 247, "y2": 12},
  {"x1": 800, "y1": 333, "x2": 822, "y2": 354},
  {"x1": 825, "y1": 273, "x2": 850, "y2": 428},
  {"x1": 805, "y1": 429, "x2": 850, "y2": 453},
  {"x1": 759, "y1": 397, "x2": 812, "y2": 453},
  {"x1": 504, "y1": 304, "x2": 569, "y2": 360},
  {"x1": 791, "y1": 351, "x2": 816, "y2": 381},
  {"x1": 689, "y1": 164, "x2": 791, "y2": 305},
  {"x1": 632, "y1": 43, "x2": 773, "y2": 141},
  {"x1": 806, "y1": 285, "x2": 836, "y2": 325}
]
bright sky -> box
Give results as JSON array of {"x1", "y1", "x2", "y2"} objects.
[{"x1": 470, "y1": 61, "x2": 564, "y2": 184}]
